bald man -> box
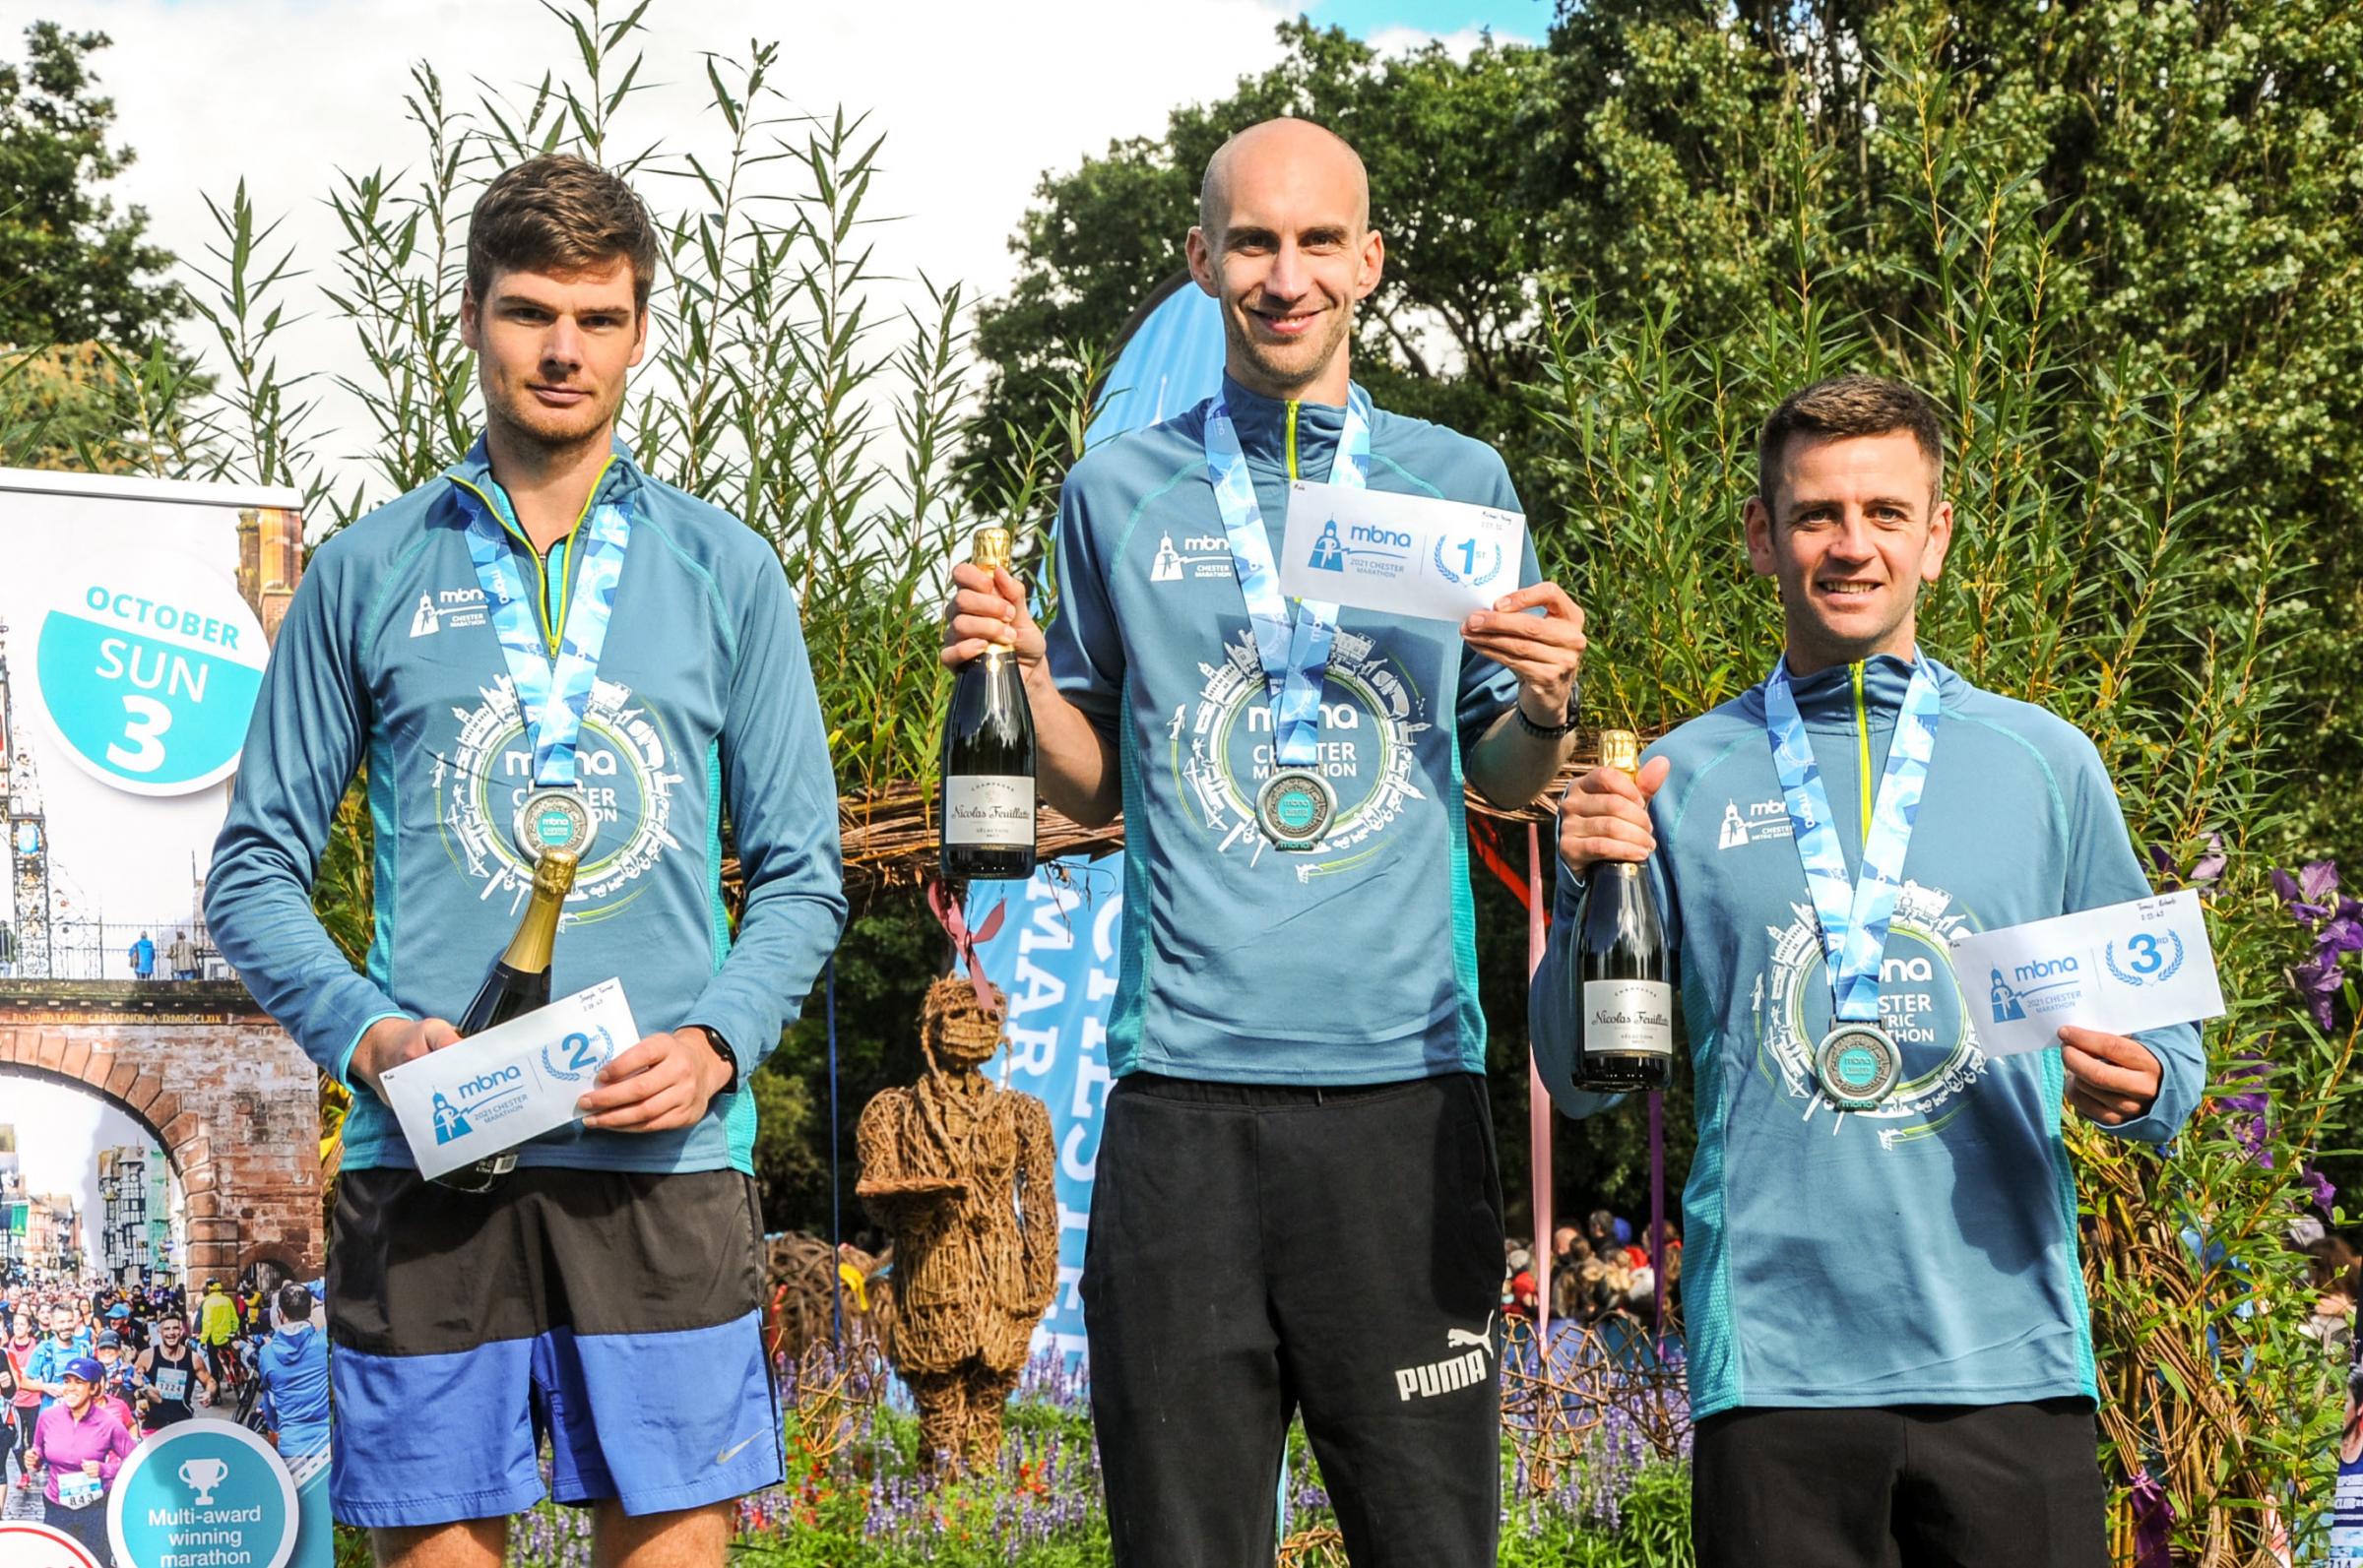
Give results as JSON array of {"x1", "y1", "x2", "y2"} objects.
[{"x1": 940, "y1": 118, "x2": 1587, "y2": 1566}]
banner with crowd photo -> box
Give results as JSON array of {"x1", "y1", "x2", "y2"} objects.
[{"x1": 965, "y1": 855, "x2": 1124, "y2": 1367}]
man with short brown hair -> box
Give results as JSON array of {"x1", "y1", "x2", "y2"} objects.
[
  {"x1": 209, "y1": 154, "x2": 846, "y2": 1568},
  {"x1": 1534, "y1": 372, "x2": 2203, "y2": 1566}
]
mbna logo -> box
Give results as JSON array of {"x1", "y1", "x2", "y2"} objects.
[
  {"x1": 2013, "y1": 955, "x2": 2079, "y2": 983},
  {"x1": 1350, "y1": 524, "x2": 1413, "y2": 549},
  {"x1": 459, "y1": 1065, "x2": 523, "y2": 1099}
]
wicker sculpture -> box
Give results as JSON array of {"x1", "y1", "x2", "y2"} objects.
[{"x1": 857, "y1": 972, "x2": 1057, "y2": 1472}]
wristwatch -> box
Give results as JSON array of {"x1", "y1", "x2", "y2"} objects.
[
  {"x1": 1513, "y1": 680, "x2": 1581, "y2": 739},
  {"x1": 690, "y1": 1026, "x2": 738, "y2": 1094}
]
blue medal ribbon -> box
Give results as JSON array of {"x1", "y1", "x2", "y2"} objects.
[
  {"x1": 458, "y1": 481, "x2": 632, "y2": 788},
  {"x1": 1763, "y1": 658, "x2": 1943, "y2": 1024},
  {"x1": 1203, "y1": 386, "x2": 1373, "y2": 767}
]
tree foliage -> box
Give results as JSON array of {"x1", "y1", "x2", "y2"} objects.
[
  {"x1": 968, "y1": 0, "x2": 2363, "y2": 864},
  {"x1": 0, "y1": 23, "x2": 181, "y2": 349}
]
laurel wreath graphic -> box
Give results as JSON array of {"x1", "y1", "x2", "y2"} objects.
[
  {"x1": 2103, "y1": 929, "x2": 2185, "y2": 987},
  {"x1": 1433, "y1": 534, "x2": 1504, "y2": 588}
]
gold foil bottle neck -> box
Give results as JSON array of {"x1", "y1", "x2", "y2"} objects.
[
  {"x1": 532, "y1": 848, "x2": 580, "y2": 901},
  {"x1": 970, "y1": 527, "x2": 1013, "y2": 571},
  {"x1": 1599, "y1": 728, "x2": 1641, "y2": 775}
]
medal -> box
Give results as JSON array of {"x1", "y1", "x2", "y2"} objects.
[
  {"x1": 1256, "y1": 770, "x2": 1337, "y2": 851},
  {"x1": 1816, "y1": 1022, "x2": 1902, "y2": 1109},
  {"x1": 514, "y1": 785, "x2": 594, "y2": 858},
  {"x1": 1762, "y1": 657, "x2": 1945, "y2": 1112},
  {"x1": 1203, "y1": 384, "x2": 1373, "y2": 850}
]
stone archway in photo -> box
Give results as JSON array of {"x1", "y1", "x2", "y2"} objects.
[{"x1": 0, "y1": 980, "x2": 322, "y2": 1281}]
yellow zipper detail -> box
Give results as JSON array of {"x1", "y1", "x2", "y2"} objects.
[
  {"x1": 1851, "y1": 660, "x2": 1873, "y2": 848},
  {"x1": 450, "y1": 455, "x2": 616, "y2": 657},
  {"x1": 1285, "y1": 400, "x2": 1301, "y2": 481}
]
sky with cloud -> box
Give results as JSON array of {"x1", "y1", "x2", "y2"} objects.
[{"x1": 25, "y1": 0, "x2": 1546, "y2": 512}]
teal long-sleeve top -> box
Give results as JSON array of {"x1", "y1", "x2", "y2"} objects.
[
  {"x1": 205, "y1": 436, "x2": 847, "y2": 1174},
  {"x1": 1530, "y1": 654, "x2": 2203, "y2": 1417}
]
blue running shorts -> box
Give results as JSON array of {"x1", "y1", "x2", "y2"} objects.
[{"x1": 327, "y1": 1167, "x2": 783, "y2": 1528}]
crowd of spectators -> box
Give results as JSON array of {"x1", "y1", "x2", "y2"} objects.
[{"x1": 1502, "y1": 1207, "x2": 1685, "y2": 1334}]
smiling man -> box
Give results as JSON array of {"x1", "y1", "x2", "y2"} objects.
[
  {"x1": 940, "y1": 118, "x2": 1587, "y2": 1566},
  {"x1": 206, "y1": 156, "x2": 845, "y2": 1567},
  {"x1": 1531, "y1": 375, "x2": 2204, "y2": 1566}
]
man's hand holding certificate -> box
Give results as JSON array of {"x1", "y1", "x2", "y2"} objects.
[
  {"x1": 381, "y1": 977, "x2": 640, "y2": 1180},
  {"x1": 1277, "y1": 480, "x2": 1527, "y2": 621},
  {"x1": 1948, "y1": 891, "x2": 2225, "y2": 1123},
  {"x1": 1277, "y1": 480, "x2": 1583, "y2": 731}
]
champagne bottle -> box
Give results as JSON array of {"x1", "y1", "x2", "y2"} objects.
[
  {"x1": 940, "y1": 526, "x2": 1038, "y2": 881},
  {"x1": 433, "y1": 847, "x2": 578, "y2": 1192},
  {"x1": 1568, "y1": 730, "x2": 1676, "y2": 1093}
]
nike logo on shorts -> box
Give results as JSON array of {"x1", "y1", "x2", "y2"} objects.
[{"x1": 715, "y1": 1435, "x2": 758, "y2": 1466}]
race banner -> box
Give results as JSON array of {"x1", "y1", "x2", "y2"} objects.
[{"x1": 967, "y1": 855, "x2": 1122, "y2": 1367}]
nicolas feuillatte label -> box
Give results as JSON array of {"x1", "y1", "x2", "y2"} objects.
[
  {"x1": 945, "y1": 775, "x2": 1034, "y2": 846},
  {"x1": 1583, "y1": 979, "x2": 1675, "y2": 1055}
]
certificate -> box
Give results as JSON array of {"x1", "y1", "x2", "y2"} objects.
[
  {"x1": 381, "y1": 977, "x2": 640, "y2": 1179},
  {"x1": 1948, "y1": 890, "x2": 2225, "y2": 1057},
  {"x1": 1275, "y1": 480, "x2": 1526, "y2": 622}
]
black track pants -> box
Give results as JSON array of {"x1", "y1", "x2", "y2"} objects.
[
  {"x1": 1693, "y1": 1399, "x2": 2111, "y2": 1568},
  {"x1": 1082, "y1": 1071, "x2": 1507, "y2": 1568}
]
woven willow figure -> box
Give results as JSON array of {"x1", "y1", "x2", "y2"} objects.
[{"x1": 857, "y1": 973, "x2": 1057, "y2": 1472}]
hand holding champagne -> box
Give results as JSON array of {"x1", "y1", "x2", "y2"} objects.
[
  {"x1": 1555, "y1": 751, "x2": 1672, "y2": 876},
  {"x1": 1561, "y1": 731, "x2": 1675, "y2": 1093},
  {"x1": 938, "y1": 529, "x2": 1039, "y2": 881}
]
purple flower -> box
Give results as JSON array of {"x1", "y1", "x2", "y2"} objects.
[
  {"x1": 2303, "y1": 1165, "x2": 2337, "y2": 1214},
  {"x1": 2272, "y1": 861, "x2": 2340, "y2": 926},
  {"x1": 2291, "y1": 957, "x2": 2345, "y2": 1033},
  {"x1": 2152, "y1": 834, "x2": 2227, "y2": 891}
]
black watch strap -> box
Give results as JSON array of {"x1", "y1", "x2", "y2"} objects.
[{"x1": 1512, "y1": 692, "x2": 1580, "y2": 739}]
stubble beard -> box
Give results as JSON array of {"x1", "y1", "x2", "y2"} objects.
[
  {"x1": 486, "y1": 372, "x2": 623, "y2": 464},
  {"x1": 1223, "y1": 294, "x2": 1355, "y2": 399}
]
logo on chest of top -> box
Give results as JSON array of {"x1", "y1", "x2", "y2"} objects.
[
  {"x1": 1717, "y1": 797, "x2": 1795, "y2": 850},
  {"x1": 1171, "y1": 625, "x2": 1428, "y2": 873},
  {"x1": 431, "y1": 673, "x2": 686, "y2": 911},
  {"x1": 1756, "y1": 880, "x2": 1987, "y2": 1150},
  {"x1": 410, "y1": 586, "x2": 491, "y2": 638},
  {"x1": 1148, "y1": 533, "x2": 1235, "y2": 584}
]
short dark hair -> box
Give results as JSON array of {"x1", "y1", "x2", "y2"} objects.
[
  {"x1": 1756, "y1": 374, "x2": 1946, "y2": 508},
  {"x1": 276, "y1": 1283, "x2": 313, "y2": 1323},
  {"x1": 467, "y1": 155, "x2": 659, "y2": 316}
]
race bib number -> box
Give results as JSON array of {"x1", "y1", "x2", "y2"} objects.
[
  {"x1": 154, "y1": 1366, "x2": 189, "y2": 1401},
  {"x1": 57, "y1": 1469, "x2": 103, "y2": 1510}
]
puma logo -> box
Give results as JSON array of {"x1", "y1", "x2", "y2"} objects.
[{"x1": 1393, "y1": 1312, "x2": 1498, "y2": 1402}]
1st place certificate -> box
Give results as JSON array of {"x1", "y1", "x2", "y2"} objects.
[{"x1": 1275, "y1": 481, "x2": 1527, "y2": 623}]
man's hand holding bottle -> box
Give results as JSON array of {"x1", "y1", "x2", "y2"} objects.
[{"x1": 1556, "y1": 755, "x2": 1672, "y2": 877}]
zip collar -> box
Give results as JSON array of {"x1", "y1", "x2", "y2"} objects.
[
  {"x1": 1772, "y1": 652, "x2": 1946, "y2": 732},
  {"x1": 1215, "y1": 372, "x2": 1354, "y2": 483},
  {"x1": 442, "y1": 432, "x2": 639, "y2": 656}
]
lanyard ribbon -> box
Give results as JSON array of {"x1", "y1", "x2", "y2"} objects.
[
  {"x1": 1763, "y1": 658, "x2": 1943, "y2": 1023},
  {"x1": 926, "y1": 880, "x2": 1007, "y2": 1014},
  {"x1": 460, "y1": 483, "x2": 632, "y2": 788},
  {"x1": 1203, "y1": 386, "x2": 1373, "y2": 767}
]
